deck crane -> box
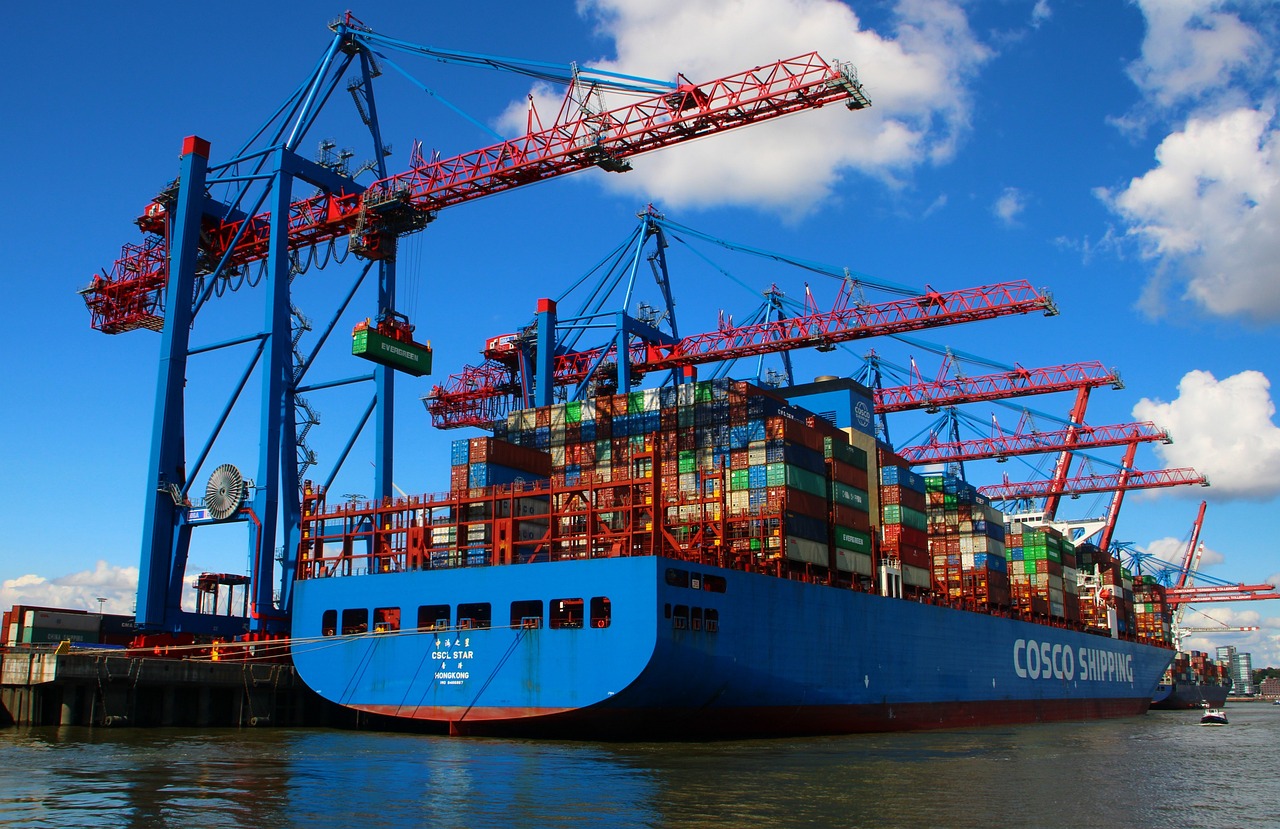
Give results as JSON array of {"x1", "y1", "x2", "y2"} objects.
[{"x1": 81, "y1": 14, "x2": 875, "y2": 639}]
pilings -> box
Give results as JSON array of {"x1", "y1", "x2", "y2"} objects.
[{"x1": 0, "y1": 648, "x2": 347, "y2": 728}]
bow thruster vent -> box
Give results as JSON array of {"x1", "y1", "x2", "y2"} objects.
[{"x1": 205, "y1": 463, "x2": 248, "y2": 520}]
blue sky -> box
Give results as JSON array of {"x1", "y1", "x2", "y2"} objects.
[{"x1": 3, "y1": 1, "x2": 1278, "y2": 664}]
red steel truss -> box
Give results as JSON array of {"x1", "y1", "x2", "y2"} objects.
[
  {"x1": 1164, "y1": 584, "x2": 1280, "y2": 604},
  {"x1": 978, "y1": 467, "x2": 1209, "y2": 501},
  {"x1": 897, "y1": 420, "x2": 1170, "y2": 465},
  {"x1": 874, "y1": 360, "x2": 1121, "y2": 414},
  {"x1": 427, "y1": 280, "x2": 1059, "y2": 428},
  {"x1": 84, "y1": 52, "x2": 870, "y2": 334}
]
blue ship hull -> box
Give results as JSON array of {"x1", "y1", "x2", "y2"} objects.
[{"x1": 291, "y1": 556, "x2": 1174, "y2": 738}]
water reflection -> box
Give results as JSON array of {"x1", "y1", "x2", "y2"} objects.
[{"x1": 0, "y1": 709, "x2": 1276, "y2": 829}]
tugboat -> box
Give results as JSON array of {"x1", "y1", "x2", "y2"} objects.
[{"x1": 1199, "y1": 707, "x2": 1229, "y2": 726}]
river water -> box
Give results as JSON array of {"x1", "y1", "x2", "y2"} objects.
[{"x1": 1, "y1": 705, "x2": 1275, "y2": 828}]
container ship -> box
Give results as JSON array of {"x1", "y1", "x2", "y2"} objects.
[
  {"x1": 1150, "y1": 650, "x2": 1231, "y2": 710},
  {"x1": 289, "y1": 377, "x2": 1174, "y2": 737}
]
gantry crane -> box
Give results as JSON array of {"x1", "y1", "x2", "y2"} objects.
[
  {"x1": 425, "y1": 210, "x2": 1059, "y2": 427},
  {"x1": 1155, "y1": 502, "x2": 1280, "y2": 617},
  {"x1": 978, "y1": 425, "x2": 1208, "y2": 547},
  {"x1": 81, "y1": 14, "x2": 873, "y2": 638}
]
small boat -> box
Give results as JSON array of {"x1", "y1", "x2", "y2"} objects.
[{"x1": 1200, "y1": 707, "x2": 1229, "y2": 726}]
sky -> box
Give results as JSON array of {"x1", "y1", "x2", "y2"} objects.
[{"x1": 2, "y1": 0, "x2": 1278, "y2": 666}]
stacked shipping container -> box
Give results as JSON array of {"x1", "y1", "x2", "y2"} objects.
[
  {"x1": 1004, "y1": 522, "x2": 1080, "y2": 622},
  {"x1": 875, "y1": 451, "x2": 930, "y2": 589},
  {"x1": 923, "y1": 473, "x2": 1011, "y2": 607},
  {"x1": 489, "y1": 379, "x2": 876, "y2": 578},
  {"x1": 1133, "y1": 575, "x2": 1171, "y2": 645}
]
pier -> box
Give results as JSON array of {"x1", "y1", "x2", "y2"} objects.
[{"x1": 0, "y1": 647, "x2": 346, "y2": 728}]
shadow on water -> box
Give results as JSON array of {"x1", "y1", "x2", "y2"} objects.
[{"x1": 1, "y1": 707, "x2": 1277, "y2": 829}]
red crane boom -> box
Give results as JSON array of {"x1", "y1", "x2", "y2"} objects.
[
  {"x1": 84, "y1": 52, "x2": 871, "y2": 334},
  {"x1": 978, "y1": 467, "x2": 1209, "y2": 501},
  {"x1": 896, "y1": 420, "x2": 1169, "y2": 465},
  {"x1": 874, "y1": 360, "x2": 1121, "y2": 414},
  {"x1": 1165, "y1": 584, "x2": 1280, "y2": 604},
  {"x1": 426, "y1": 281, "x2": 1059, "y2": 428}
]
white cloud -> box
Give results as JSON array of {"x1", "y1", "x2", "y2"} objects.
[
  {"x1": 1182, "y1": 605, "x2": 1280, "y2": 668},
  {"x1": 1100, "y1": 107, "x2": 1280, "y2": 320},
  {"x1": 1127, "y1": 0, "x2": 1267, "y2": 109},
  {"x1": 1132, "y1": 369, "x2": 1280, "y2": 499},
  {"x1": 1144, "y1": 535, "x2": 1225, "y2": 570},
  {"x1": 992, "y1": 186, "x2": 1026, "y2": 225},
  {"x1": 501, "y1": 0, "x2": 992, "y2": 214},
  {"x1": 1, "y1": 561, "x2": 138, "y2": 617},
  {"x1": 1030, "y1": 1, "x2": 1052, "y2": 29}
]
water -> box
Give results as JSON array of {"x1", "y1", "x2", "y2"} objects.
[{"x1": 1, "y1": 706, "x2": 1276, "y2": 828}]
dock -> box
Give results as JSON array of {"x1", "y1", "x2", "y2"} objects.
[{"x1": 0, "y1": 647, "x2": 347, "y2": 728}]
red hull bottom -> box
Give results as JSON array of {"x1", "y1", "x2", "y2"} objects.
[{"x1": 354, "y1": 697, "x2": 1153, "y2": 739}]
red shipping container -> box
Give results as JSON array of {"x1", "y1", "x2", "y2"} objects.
[
  {"x1": 832, "y1": 503, "x2": 872, "y2": 531},
  {"x1": 827, "y1": 460, "x2": 869, "y2": 490},
  {"x1": 765, "y1": 415, "x2": 825, "y2": 453},
  {"x1": 898, "y1": 545, "x2": 930, "y2": 570},
  {"x1": 779, "y1": 486, "x2": 828, "y2": 521}
]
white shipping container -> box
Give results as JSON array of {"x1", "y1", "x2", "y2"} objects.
[
  {"x1": 902, "y1": 562, "x2": 930, "y2": 587},
  {"x1": 836, "y1": 549, "x2": 873, "y2": 575},
  {"x1": 786, "y1": 535, "x2": 829, "y2": 567}
]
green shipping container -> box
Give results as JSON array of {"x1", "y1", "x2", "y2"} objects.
[
  {"x1": 765, "y1": 463, "x2": 828, "y2": 499},
  {"x1": 822, "y1": 437, "x2": 867, "y2": 469},
  {"x1": 882, "y1": 503, "x2": 927, "y2": 531},
  {"x1": 832, "y1": 481, "x2": 869, "y2": 512},
  {"x1": 566, "y1": 401, "x2": 582, "y2": 423},
  {"x1": 352, "y1": 327, "x2": 433, "y2": 377},
  {"x1": 834, "y1": 525, "x2": 872, "y2": 553}
]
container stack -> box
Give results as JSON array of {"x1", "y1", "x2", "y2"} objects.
[
  {"x1": 1133, "y1": 576, "x2": 1171, "y2": 645},
  {"x1": 450, "y1": 436, "x2": 552, "y2": 492},
  {"x1": 1003, "y1": 523, "x2": 1081, "y2": 621},
  {"x1": 491, "y1": 379, "x2": 876, "y2": 578},
  {"x1": 923, "y1": 473, "x2": 1011, "y2": 607},
  {"x1": 876, "y1": 451, "x2": 930, "y2": 589}
]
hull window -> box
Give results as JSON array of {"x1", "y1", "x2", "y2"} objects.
[
  {"x1": 705, "y1": 608, "x2": 719, "y2": 633},
  {"x1": 665, "y1": 568, "x2": 690, "y2": 588},
  {"x1": 550, "y1": 598, "x2": 584, "y2": 629},
  {"x1": 373, "y1": 607, "x2": 401, "y2": 633},
  {"x1": 341, "y1": 608, "x2": 369, "y2": 635},
  {"x1": 321, "y1": 609, "x2": 337, "y2": 636},
  {"x1": 590, "y1": 596, "x2": 612, "y2": 628},
  {"x1": 417, "y1": 604, "x2": 450, "y2": 631},
  {"x1": 511, "y1": 599, "x2": 544, "y2": 629},
  {"x1": 457, "y1": 602, "x2": 491, "y2": 630},
  {"x1": 673, "y1": 604, "x2": 689, "y2": 630}
]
